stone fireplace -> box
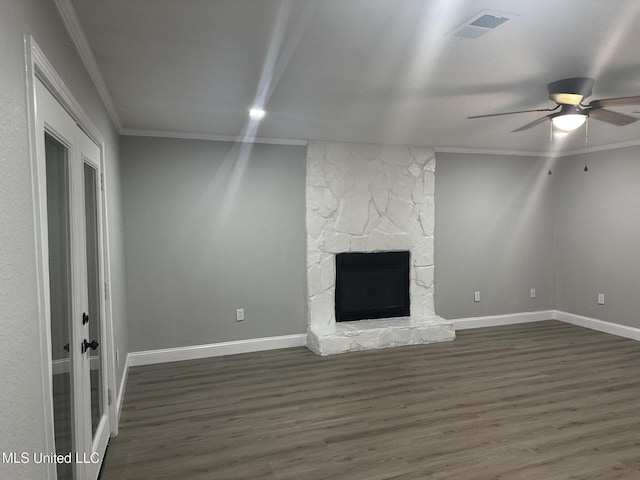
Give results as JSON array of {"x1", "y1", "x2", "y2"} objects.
[{"x1": 305, "y1": 141, "x2": 455, "y2": 355}]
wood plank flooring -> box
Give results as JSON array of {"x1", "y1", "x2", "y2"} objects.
[{"x1": 100, "y1": 321, "x2": 640, "y2": 479}]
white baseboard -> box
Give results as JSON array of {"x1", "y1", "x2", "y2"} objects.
[
  {"x1": 451, "y1": 310, "x2": 555, "y2": 330},
  {"x1": 51, "y1": 358, "x2": 70, "y2": 375},
  {"x1": 51, "y1": 355, "x2": 101, "y2": 375},
  {"x1": 450, "y1": 309, "x2": 640, "y2": 343},
  {"x1": 128, "y1": 333, "x2": 308, "y2": 367},
  {"x1": 554, "y1": 310, "x2": 640, "y2": 342},
  {"x1": 116, "y1": 354, "x2": 129, "y2": 425}
]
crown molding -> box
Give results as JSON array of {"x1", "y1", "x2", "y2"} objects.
[
  {"x1": 435, "y1": 146, "x2": 547, "y2": 158},
  {"x1": 436, "y1": 139, "x2": 640, "y2": 159},
  {"x1": 53, "y1": 0, "x2": 123, "y2": 132},
  {"x1": 557, "y1": 138, "x2": 640, "y2": 157},
  {"x1": 121, "y1": 128, "x2": 308, "y2": 146},
  {"x1": 119, "y1": 134, "x2": 639, "y2": 154}
]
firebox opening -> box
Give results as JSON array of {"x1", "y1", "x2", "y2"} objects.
[{"x1": 335, "y1": 251, "x2": 410, "y2": 322}]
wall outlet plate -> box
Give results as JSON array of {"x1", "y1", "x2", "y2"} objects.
[
  {"x1": 597, "y1": 294, "x2": 605, "y2": 305},
  {"x1": 530, "y1": 288, "x2": 536, "y2": 298},
  {"x1": 236, "y1": 308, "x2": 245, "y2": 321},
  {"x1": 474, "y1": 291, "x2": 480, "y2": 302}
]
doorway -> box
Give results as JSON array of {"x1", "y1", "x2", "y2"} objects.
[{"x1": 35, "y1": 77, "x2": 111, "y2": 480}]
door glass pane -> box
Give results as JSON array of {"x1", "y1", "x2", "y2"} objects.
[
  {"x1": 84, "y1": 163, "x2": 103, "y2": 437},
  {"x1": 45, "y1": 133, "x2": 74, "y2": 480}
]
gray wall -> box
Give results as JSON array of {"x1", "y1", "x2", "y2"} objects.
[
  {"x1": 435, "y1": 152, "x2": 556, "y2": 319},
  {"x1": 554, "y1": 146, "x2": 640, "y2": 328},
  {"x1": 121, "y1": 136, "x2": 307, "y2": 352},
  {"x1": 0, "y1": 1, "x2": 128, "y2": 476}
]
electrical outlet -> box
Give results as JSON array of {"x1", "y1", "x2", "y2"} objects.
[
  {"x1": 530, "y1": 288, "x2": 536, "y2": 298},
  {"x1": 474, "y1": 291, "x2": 480, "y2": 303},
  {"x1": 598, "y1": 294, "x2": 605, "y2": 305},
  {"x1": 236, "y1": 308, "x2": 245, "y2": 321}
]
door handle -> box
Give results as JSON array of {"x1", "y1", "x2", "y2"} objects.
[{"x1": 82, "y1": 339, "x2": 99, "y2": 353}]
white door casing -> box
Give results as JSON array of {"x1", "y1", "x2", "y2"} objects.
[{"x1": 26, "y1": 36, "x2": 116, "y2": 480}]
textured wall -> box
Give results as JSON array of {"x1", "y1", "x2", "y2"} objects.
[
  {"x1": 435, "y1": 152, "x2": 555, "y2": 319},
  {"x1": 306, "y1": 141, "x2": 437, "y2": 331},
  {"x1": 121, "y1": 136, "x2": 307, "y2": 352},
  {"x1": 0, "y1": 1, "x2": 127, "y2": 477}
]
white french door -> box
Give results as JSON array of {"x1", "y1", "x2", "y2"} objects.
[{"x1": 35, "y1": 78, "x2": 110, "y2": 480}]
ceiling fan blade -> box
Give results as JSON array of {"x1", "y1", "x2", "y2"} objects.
[
  {"x1": 589, "y1": 96, "x2": 640, "y2": 109},
  {"x1": 511, "y1": 114, "x2": 553, "y2": 132},
  {"x1": 589, "y1": 108, "x2": 638, "y2": 126},
  {"x1": 468, "y1": 106, "x2": 559, "y2": 120}
]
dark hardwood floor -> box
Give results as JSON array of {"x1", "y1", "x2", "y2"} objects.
[{"x1": 101, "y1": 321, "x2": 640, "y2": 479}]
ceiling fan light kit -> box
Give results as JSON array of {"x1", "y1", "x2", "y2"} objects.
[{"x1": 551, "y1": 108, "x2": 587, "y2": 132}]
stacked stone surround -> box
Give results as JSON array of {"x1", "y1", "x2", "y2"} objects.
[{"x1": 305, "y1": 141, "x2": 455, "y2": 355}]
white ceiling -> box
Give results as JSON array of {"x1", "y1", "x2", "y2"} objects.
[{"x1": 70, "y1": 0, "x2": 640, "y2": 153}]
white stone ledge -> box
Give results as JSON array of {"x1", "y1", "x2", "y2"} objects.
[{"x1": 306, "y1": 316, "x2": 455, "y2": 356}]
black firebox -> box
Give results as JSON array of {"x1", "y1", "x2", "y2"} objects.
[{"x1": 335, "y1": 251, "x2": 410, "y2": 322}]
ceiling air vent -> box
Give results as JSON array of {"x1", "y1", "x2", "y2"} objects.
[{"x1": 451, "y1": 10, "x2": 513, "y2": 39}]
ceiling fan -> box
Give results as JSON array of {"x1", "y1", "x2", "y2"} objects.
[{"x1": 468, "y1": 78, "x2": 640, "y2": 133}]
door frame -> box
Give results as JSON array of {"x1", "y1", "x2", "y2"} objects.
[{"x1": 25, "y1": 35, "x2": 119, "y2": 479}]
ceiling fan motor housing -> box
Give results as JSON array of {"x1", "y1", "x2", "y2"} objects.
[{"x1": 547, "y1": 77, "x2": 595, "y2": 105}]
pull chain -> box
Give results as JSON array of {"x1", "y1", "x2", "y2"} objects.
[
  {"x1": 584, "y1": 115, "x2": 589, "y2": 172},
  {"x1": 548, "y1": 120, "x2": 553, "y2": 175}
]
